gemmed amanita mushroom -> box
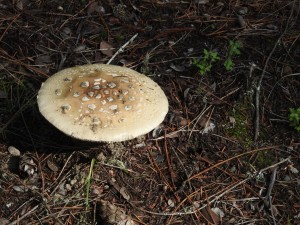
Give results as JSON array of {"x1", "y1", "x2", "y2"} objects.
[{"x1": 37, "y1": 64, "x2": 168, "y2": 142}]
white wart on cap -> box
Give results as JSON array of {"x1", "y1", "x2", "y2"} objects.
[{"x1": 37, "y1": 64, "x2": 169, "y2": 142}]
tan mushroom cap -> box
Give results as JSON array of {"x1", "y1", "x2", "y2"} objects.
[{"x1": 37, "y1": 64, "x2": 169, "y2": 142}]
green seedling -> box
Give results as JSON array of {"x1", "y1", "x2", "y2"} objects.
[
  {"x1": 193, "y1": 48, "x2": 220, "y2": 75},
  {"x1": 287, "y1": 215, "x2": 292, "y2": 225},
  {"x1": 224, "y1": 40, "x2": 241, "y2": 71},
  {"x1": 289, "y1": 107, "x2": 300, "y2": 132},
  {"x1": 85, "y1": 158, "x2": 96, "y2": 210}
]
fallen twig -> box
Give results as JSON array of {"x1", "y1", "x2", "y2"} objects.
[
  {"x1": 106, "y1": 33, "x2": 138, "y2": 65},
  {"x1": 254, "y1": 37, "x2": 282, "y2": 142},
  {"x1": 254, "y1": 1, "x2": 296, "y2": 142},
  {"x1": 8, "y1": 205, "x2": 39, "y2": 225},
  {"x1": 260, "y1": 166, "x2": 278, "y2": 224}
]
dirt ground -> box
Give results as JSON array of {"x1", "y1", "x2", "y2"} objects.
[{"x1": 0, "y1": 0, "x2": 300, "y2": 224}]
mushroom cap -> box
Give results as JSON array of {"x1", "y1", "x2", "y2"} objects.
[{"x1": 37, "y1": 64, "x2": 168, "y2": 142}]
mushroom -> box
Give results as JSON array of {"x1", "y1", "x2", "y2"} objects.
[{"x1": 37, "y1": 64, "x2": 169, "y2": 142}]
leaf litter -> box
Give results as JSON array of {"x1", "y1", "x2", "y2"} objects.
[{"x1": 0, "y1": 0, "x2": 299, "y2": 224}]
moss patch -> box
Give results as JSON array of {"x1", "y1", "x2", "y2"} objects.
[
  {"x1": 226, "y1": 103, "x2": 253, "y2": 148},
  {"x1": 254, "y1": 150, "x2": 275, "y2": 168}
]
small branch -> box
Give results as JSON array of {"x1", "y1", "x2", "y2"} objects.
[
  {"x1": 8, "y1": 205, "x2": 39, "y2": 225},
  {"x1": 106, "y1": 33, "x2": 138, "y2": 65},
  {"x1": 260, "y1": 167, "x2": 278, "y2": 224},
  {"x1": 266, "y1": 167, "x2": 277, "y2": 199},
  {"x1": 254, "y1": 37, "x2": 280, "y2": 142},
  {"x1": 254, "y1": 1, "x2": 296, "y2": 142}
]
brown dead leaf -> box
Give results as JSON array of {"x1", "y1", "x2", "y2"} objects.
[
  {"x1": 119, "y1": 186, "x2": 130, "y2": 200},
  {"x1": 174, "y1": 116, "x2": 188, "y2": 126},
  {"x1": 271, "y1": 205, "x2": 279, "y2": 217},
  {"x1": 87, "y1": 2, "x2": 105, "y2": 15},
  {"x1": 170, "y1": 63, "x2": 186, "y2": 72},
  {"x1": 47, "y1": 160, "x2": 59, "y2": 172},
  {"x1": 198, "y1": 117, "x2": 210, "y2": 128},
  {"x1": 15, "y1": 0, "x2": 28, "y2": 10},
  {"x1": 201, "y1": 207, "x2": 220, "y2": 224},
  {"x1": 100, "y1": 41, "x2": 114, "y2": 57},
  {"x1": 100, "y1": 200, "x2": 136, "y2": 225}
]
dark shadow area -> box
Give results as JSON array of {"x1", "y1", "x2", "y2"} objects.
[{"x1": 2, "y1": 106, "x2": 101, "y2": 154}]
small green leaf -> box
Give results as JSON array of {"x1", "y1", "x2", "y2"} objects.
[
  {"x1": 224, "y1": 59, "x2": 234, "y2": 71},
  {"x1": 193, "y1": 48, "x2": 220, "y2": 76},
  {"x1": 288, "y1": 107, "x2": 300, "y2": 132}
]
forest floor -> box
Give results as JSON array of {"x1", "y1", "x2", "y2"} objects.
[{"x1": 0, "y1": 0, "x2": 300, "y2": 224}]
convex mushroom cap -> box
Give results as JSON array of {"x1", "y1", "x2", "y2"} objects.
[{"x1": 37, "y1": 64, "x2": 168, "y2": 142}]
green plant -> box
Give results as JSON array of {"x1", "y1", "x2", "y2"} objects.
[
  {"x1": 85, "y1": 158, "x2": 95, "y2": 210},
  {"x1": 193, "y1": 48, "x2": 220, "y2": 75},
  {"x1": 224, "y1": 40, "x2": 241, "y2": 71},
  {"x1": 289, "y1": 107, "x2": 300, "y2": 132},
  {"x1": 287, "y1": 215, "x2": 292, "y2": 225}
]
